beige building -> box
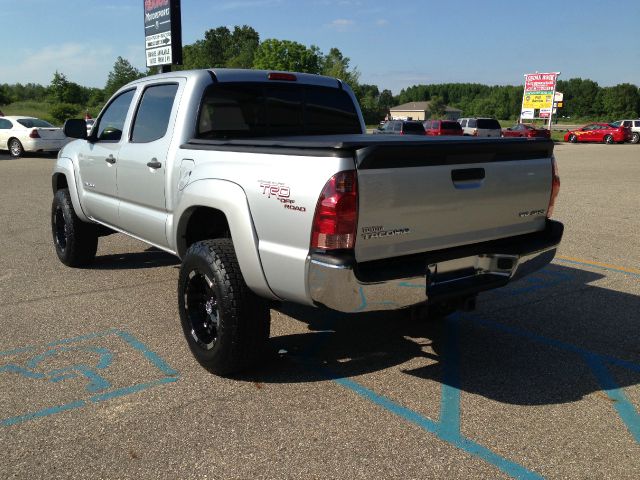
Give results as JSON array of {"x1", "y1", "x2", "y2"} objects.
[{"x1": 389, "y1": 101, "x2": 462, "y2": 121}]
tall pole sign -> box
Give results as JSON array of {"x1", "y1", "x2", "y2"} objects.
[
  {"x1": 144, "y1": 0, "x2": 182, "y2": 71},
  {"x1": 520, "y1": 72, "x2": 560, "y2": 129}
]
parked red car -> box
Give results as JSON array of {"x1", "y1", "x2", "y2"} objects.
[
  {"x1": 423, "y1": 120, "x2": 463, "y2": 136},
  {"x1": 564, "y1": 123, "x2": 632, "y2": 144},
  {"x1": 502, "y1": 123, "x2": 550, "y2": 139}
]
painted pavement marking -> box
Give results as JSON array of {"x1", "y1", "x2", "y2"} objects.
[{"x1": 1, "y1": 329, "x2": 178, "y2": 427}]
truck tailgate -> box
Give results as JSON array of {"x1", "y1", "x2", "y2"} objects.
[{"x1": 354, "y1": 138, "x2": 554, "y2": 262}]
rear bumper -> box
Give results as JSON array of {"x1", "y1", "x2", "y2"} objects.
[
  {"x1": 23, "y1": 138, "x2": 68, "y2": 152},
  {"x1": 307, "y1": 220, "x2": 564, "y2": 313}
]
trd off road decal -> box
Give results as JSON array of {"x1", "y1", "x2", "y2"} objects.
[{"x1": 259, "y1": 181, "x2": 306, "y2": 213}]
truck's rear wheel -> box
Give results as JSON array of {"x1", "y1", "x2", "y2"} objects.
[
  {"x1": 178, "y1": 239, "x2": 270, "y2": 375},
  {"x1": 51, "y1": 188, "x2": 98, "y2": 267}
]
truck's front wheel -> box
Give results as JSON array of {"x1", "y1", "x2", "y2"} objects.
[
  {"x1": 178, "y1": 239, "x2": 270, "y2": 376},
  {"x1": 51, "y1": 188, "x2": 98, "y2": 267}
]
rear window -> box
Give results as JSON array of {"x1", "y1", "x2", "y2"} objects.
[
  {"x1": 477, "y1": 119, "x2": 500, "y2": 129},
  {"x1": 197, "y1": 83, "x2": 361, "y2": 139},
  {"x1": 441, "y1": 121, "x2": 461, "y2": 130},
  {"x1": 17, "y1": 118, "x2": 54, "y2": 128},
  {"x1": 402, "y1": 122, "x2": 425, "y2": 133}
]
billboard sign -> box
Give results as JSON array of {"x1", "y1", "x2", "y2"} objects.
[
  {"x1": 520, "y1": 72, "x2": 560, "y2": 126},
  {"x1": 144, "y1": 0, "x2": 182, "y2": 68}
]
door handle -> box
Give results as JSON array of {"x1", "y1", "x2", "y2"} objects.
[
  {"x1": 105, "y1": 155, "x2": 116, "y2": 164},
  {"x1": 451, "y1": 168, "x2": 485, "y2": 189},
  {"x1": 451, "y1": 168, "x2": 485, "y2": 182},
  {"x1": 147, "y1": 159, "x2": 162, "y2": 169}
]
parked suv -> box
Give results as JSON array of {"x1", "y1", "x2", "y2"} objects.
[
  {"x1": 375, "y1": 120, "x2": 425, "y2": 135},
  {"x1": 459, "y1": 117, "x2": 501, "y2": 137},
  {"x1": 611, "y1": 119, "x2": 640, "y2": 144},
  {"x1": 423, "y1": 119, "x2": 463, "y2": 136}
]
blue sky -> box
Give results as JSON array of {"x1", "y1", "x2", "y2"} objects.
[{"x1": 0, "y1": 0, "x2": 638, "y2": 94}]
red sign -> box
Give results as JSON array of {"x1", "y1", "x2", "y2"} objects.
[{"x1": 524, "y1": 73, "x2": 558, "y2": 93}]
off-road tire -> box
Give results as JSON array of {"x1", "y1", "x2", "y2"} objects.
[
  {"x1": 178, "y1": 239, "x2": 270, "y2": 376},
  {"x1": 51, "y1": 188, "x2": 98, "y2": 267},
  {"x1": 8, "y1": 138, "x2": 24, "y2": 158}
]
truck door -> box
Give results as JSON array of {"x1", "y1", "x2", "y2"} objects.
[
  {"x1": 116, "y1": 82, "x2": 181, "y2": 248},
  {"x1": 77, "y1": 89, "x2": 136, "y2": 226}
]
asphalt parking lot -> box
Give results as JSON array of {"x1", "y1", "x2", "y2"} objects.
[{"x1": 1, "y1": 144, "x2": 638, "y2": 479}]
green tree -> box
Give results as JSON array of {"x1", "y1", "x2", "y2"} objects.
[
  {"x1": 181, "y1": 25, "x2": 260, "y2": 70},
  {"x1": 50, "y1": 103, "x2": 80, "y2": 124},
  {"x1": 428, "y1": 96, "x2": 446, "y2": 118},
  {"x1": 598, "y1": 84, "x2": 639, "y2": 119},
  {"x1": 252, "y1": 39, "x2": 321, "y2": 73},
  {"x1": 321, "y1": 48, "x2": 359, "y2": 86},
  {"x1": 0, "y1": 84, "x2": 10, "y2": 105},
  {"x1": 104, "y1": 57, "x2": 144, "y2": 98},
  {"x1": 49, "y1": 71, "x2": 70, "y2": 103}
]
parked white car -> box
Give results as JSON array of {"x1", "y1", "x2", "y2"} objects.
[
  {"x1": 0, "y1": 116, "x2": 69, "y2": 158},
  {"x1": 458, "y1": 117, "x2": 502, "y2": 137},
  {"x1": 610, "y1": 119, "x2": 640, "y2": 144}
]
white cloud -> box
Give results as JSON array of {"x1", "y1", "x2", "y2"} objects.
[
  {"x1": 328, "y1": 18, "x2": 354, "y2": 31},
  {"x1": 217, "y1": 0, "x2": 283, "y2": 11},
  {"x1": 0, "y1": 43, "x2": 117, "y2": 88}
]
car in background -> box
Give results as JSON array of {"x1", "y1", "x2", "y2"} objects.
[
  {"x1": 564, "y1": 123, "x2": 632, "y2": 144},
  {"x1": 458, "y1": 118, "x2": 501, "y2": 137},
  {"x1": 374, "y1": 120, "x2": 425, "y2": 135},
  {"x1": 85, "y1": 118, "x2": 96, "y2": 136},
  {"x1": 423, "y1": 119, "x2": 463, "y2": 136},
  {"x1": 610, "y1": 119, "x2": 640, "y2": 144},
  {"x1": 0, "y1": 116, "x2": 69, "y2": 158},
  {"x1": 502, "y1": 123, "x2": 551, "y2": 139}
]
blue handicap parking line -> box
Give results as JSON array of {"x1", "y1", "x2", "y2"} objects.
[
  {"x1": 1, "y1": 329, "x2": 178, "y2": 427},
  {"x1": 325, "y1": 316, "x2": 544, "y2": 479}
]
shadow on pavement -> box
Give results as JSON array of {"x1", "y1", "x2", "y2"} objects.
[
  {"x1": 241, "y1": 264, "x2": 640, "y2": 406},
  {"x1": 91, "y1": 247, "x2": 179, "y2": 270}
]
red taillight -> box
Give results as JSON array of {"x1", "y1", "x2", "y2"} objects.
[
  {"x1": 29, "y1": 129, "x2": 40, "y2": 139},
  {"x1": 547, "y1": 157, "x2": 560, "y2": 218},
  {"x1": 311, "y1": 170, "x2": 358, "y2": 250},
  {"x1": 268, "y1": 72, "x2": 297, "y2": 81}
]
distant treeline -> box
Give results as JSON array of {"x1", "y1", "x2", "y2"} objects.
[
  {"x1": 397, "y1": 79, "x2": 640, "y2": 121},
  {"x1": 1, "y1": 25, "x2": 638, "y2": 123}
]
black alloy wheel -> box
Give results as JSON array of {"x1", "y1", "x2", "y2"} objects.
[{"x1": 183, "y1": 270, "x2": 220, "y2": 351}]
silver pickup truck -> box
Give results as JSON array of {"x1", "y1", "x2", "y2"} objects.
[{"x1": 52, "y1": 69, "x2": 563, "y2": 375}]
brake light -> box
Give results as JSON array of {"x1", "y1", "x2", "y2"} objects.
[
  {"x1": 311, "y1": 170, "x2": 358, "y2": 250},
  {"x1": 547, "y1": 157, "x2": 560, "y2": 218},
  {"x1": 29, "y1": 129, "x2": 40, "y2": 139},
  {"x1": 268, "y1": 72, "x2": 297, "y2": 81}
]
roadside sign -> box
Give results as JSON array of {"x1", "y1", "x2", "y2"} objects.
[
  {"x1": 144, "y1": 0, "x2": 182, "y2": 68},
  {"x1": 520, "y1": 72, "x2": 560, "y2": 128}
]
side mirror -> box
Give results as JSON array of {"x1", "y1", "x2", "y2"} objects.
[{"x1": 63, "y1": 119, "x2": 88, "y2": 140}]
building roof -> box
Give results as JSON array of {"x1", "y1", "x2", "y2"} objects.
[{"x1": 390, "y1": 101, "x2": 462, "y2": 113}]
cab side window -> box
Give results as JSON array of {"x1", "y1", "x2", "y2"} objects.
[
  {"x1": 0, "y1": 119, "x2": 12, "y2": 129},
  {"x1": 96, "y1": 89, "x2": 136, "y2": 141},
  {"x1": 131, "y1": 84, "x2": 179, "y2": 143}
]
